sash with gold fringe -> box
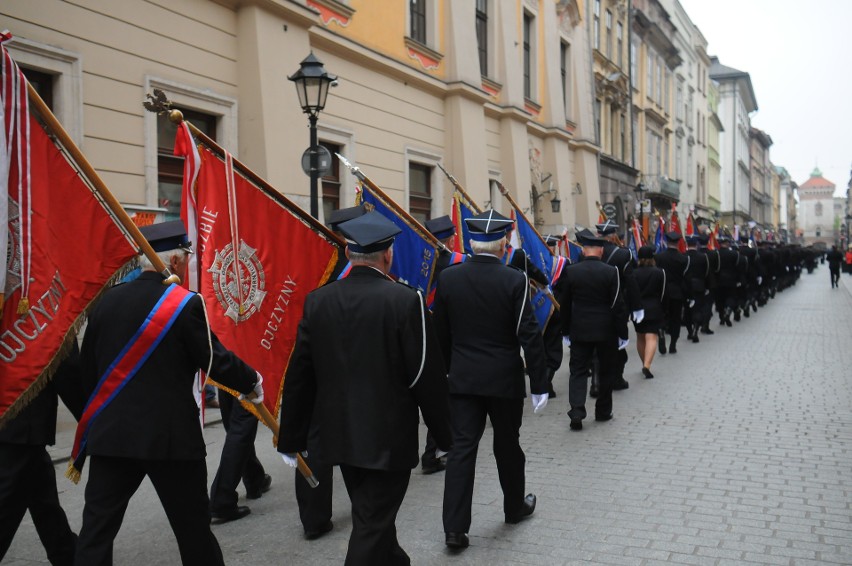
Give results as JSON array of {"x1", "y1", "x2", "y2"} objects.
[{"x1": 66, "y1": 284, "x2": 193, "y2": 483}]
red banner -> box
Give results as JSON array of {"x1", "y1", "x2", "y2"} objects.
[
  {"x1": 190, "y1": 146, "x2": 340, "y2": 417},
  {"x1": 670, "y1": 205, "x2": 687, "y2": 253},
  {"x1": 0, "y1": 112, "x2": 137, "y2": 426}
]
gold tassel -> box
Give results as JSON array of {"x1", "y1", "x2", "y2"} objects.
[
  {"x1": 16, "y1": 296, "x2": 30, "y2": 314},
  {"x1": 65, "y1": 462, "x2": 82, "y2": 484}
]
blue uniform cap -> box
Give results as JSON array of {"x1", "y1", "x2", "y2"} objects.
[
  {"x1": 595, "y1": 219, "x2": 619, "y2": 235},
  {"x1": 338, "y1": 211, "x2": 401, "y2": 253},
  {"x1": 425, "y1": 215, "x2": 456, "y2": 240},
  {"x1": 465, "y1": 210, "x2": 514, "y2": 242},
  {"x1": 327, "y1": 204, "x2": 367, "y2": 232},
  {"x1": 575, "y1": 228, "x2": 608, "y2": 247},
  {"x1": 139, "y1": 220, "x2": 193, "y2": 253}
]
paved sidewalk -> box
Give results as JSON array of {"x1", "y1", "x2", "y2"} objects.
[{"x1": 6, "y1": 266, "x2": 852, "y2": 565}]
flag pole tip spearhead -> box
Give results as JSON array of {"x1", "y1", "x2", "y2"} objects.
[{"x1": 168, "y1": 109, "x2": 184, "y2": 124}]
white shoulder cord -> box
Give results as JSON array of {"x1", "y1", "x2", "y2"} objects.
[
  {"x1": 517, "y1": 272, "x2": 529, "y2": 335},
  {"x1": 198, "y1": 294, "x2": 214, "y2": 377},
  {"x1": 410, "y1": 290, "x2": 427, "y2": 389},
  {"x1": 611, "y1": 265, "x2": 620, "y2": 309},
  {"x1": 661, "y1": 269, "x2": 667, "y2": 302}
]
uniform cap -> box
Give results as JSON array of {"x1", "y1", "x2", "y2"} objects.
[
  {"x1": 544, "y1": 234, "x2": 562, "y2": 247},
  {"x1": 139, "y1": 220, "x2": 193, "y2": 253},
  {"x1": 664, "y1": 230, "x2": 682, "y2": 242},
  {"x1": 595, "y1": 219, "x2": 619, "y2": 235},
  {"x1": 575, "y1": 228, "x2": 608, "y2": 247},
  {"x1": 685, "y1": 234, "x2": 700, "y2": 246},
  {"x1": 698, "y1": 233, "x2": 710, "y2": 245},
  {"x1": 638, "y1": 245, "x2": 655, "y2": 259},
  {"x1": 425, "y1": 215, "x2": 456, "y2": 240},
  {"x1": 465, "y1": 210, "x2": 514, "y2": 242},
  {"x1": 338, "y1": 211, "x2": 401, "y2": 253},
  {"x1": 327, "y1": 204, "x2": 367, "y2": 232}
]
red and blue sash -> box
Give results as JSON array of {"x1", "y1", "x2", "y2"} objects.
[
  {"x1": 426, "y1": 252, "x2": 466, "y2": 309},
  {"x1": 337, "y1": 261, "x2": 353, "y2": 279},
  {"x1": 67, "y1": 284, "x2": 194, "y2": 482}
]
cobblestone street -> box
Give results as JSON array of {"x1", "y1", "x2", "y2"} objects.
[{"x1": 6, "y1": 266, "x2": 852, "y2": 565}]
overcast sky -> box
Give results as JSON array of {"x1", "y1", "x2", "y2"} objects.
[{"x1": 678, "y1": 0, "x2": 851, "y2": 196}]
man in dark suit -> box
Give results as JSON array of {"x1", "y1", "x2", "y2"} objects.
[
  {"x1": 278, "y1": 212, "x2": 452, "y2": 565},
  {"x1": 684, "y1": 234, "x2": 709, "y2": 343},
  {"x1": 75, "y1": 221, "x2": 263, "y2": 566},
  {"x1": 559, "y1": 229, "x2": 627, "y2": 431},
  {"x1": 433, "y1": 210, "x2": 548, "y2": 550},
  {"x1": 0, "y1": 345, "x2": 84, "y2": 566},
  {"x1": 543, "y1": 235, "x2": 571, "y2": 398},
  {"x1": 654, "y1": 231, "x2": 690, "y2": 353},
  {"x1": 716, "y1": 236, "x2": 741, "y2": 327},
  {"x1": 421, "y1": 215, "x2": 468, "y2": 474},
  {"x1": 699, "y1": 233, "x2": 719, "y2": 335},
  {"x1": 596, "y1": 220, "x2": 642, "y2": 391}
]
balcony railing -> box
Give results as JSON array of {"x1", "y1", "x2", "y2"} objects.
[{"x1": 641, "y1": 174, "x2": 680, "y2": 201}]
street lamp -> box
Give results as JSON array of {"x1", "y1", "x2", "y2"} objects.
[
  {"x1": 633, "y1": 182, "x2": 647, "y2": 240},
  {"x1": 289, "y1": 53, "x2": 337, "y2": 218}
]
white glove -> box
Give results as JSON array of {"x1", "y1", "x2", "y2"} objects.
[
  {"x1": 687, "y1": 299, "x2": 695, "y2": 308},
  {"x1": 435, "y1": 449, "x2": 449, "y2": 459},
  {"x1": 531, "y1": 393, "x2": 548, "y2": 413},
  {"x1": 562, "y1": 336, "x2": 571, "y2": 347},
  {"x1": 632, "y1": 309, "x2": 645, "y2": 324},
  {"x1": 618, "y1": 338, "x2": 629, "y2": 350},
  {"x1": 736, "y1": 282, "x2": 742, "y2": 287},
  {"x1": 281, "y1": 453, "x2": 298, "y2": 468},
  {"x1": 239, "y1": 372, "x2": 264, "y2": 404},
  {"x1": 757, "y1": 276, "x2": 763, "y2": 285}
]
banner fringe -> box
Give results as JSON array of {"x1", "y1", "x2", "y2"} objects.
[
  {"x1": 16, "y1": 297, "x2": 29, "y2": 314},
  {"x1": 65, "y1": 461, "x2": 81, "y2": 484}
]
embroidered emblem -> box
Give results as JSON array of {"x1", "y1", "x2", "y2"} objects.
[
  {"x1": 5, "y1": 196, "x2": 22, "y2": 296},
  {"x1": 209, "y1": 239, "x2": 266, "y2": 323}
]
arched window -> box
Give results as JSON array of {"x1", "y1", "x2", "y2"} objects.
[{"x1": 815, "y1": 202, "x2": 823, "y2": 217}]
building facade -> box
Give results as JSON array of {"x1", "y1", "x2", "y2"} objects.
[
  {"x1": 709, "y1": 55, "x2": 757, "y2": 230},
  {"x1": 796, "y1": 168, "x2": 836, "y2": 247},
  {"x1": 748, "y1": 126, "x2": 773, "y2": 228},
  {"x1": 1, "y1": 0, "x2": 604, "y2": 238}
]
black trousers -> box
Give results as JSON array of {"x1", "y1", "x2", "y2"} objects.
[
  {"x1": 339, "y1": 465, "x2": 411, "y2": 566},
  {"x1": 0, "y1": 444, "x2": 76, "y2": 565},
  {"x1": 76, "y1": 455, "x2": 223, "y2": 566},
  {"x1": 662, "y1": 297, "x2": 684, "y2": 340},
  {"x1": 443, "y1": 394, "x2": 525, "y2": 533},
  {"x1": 209, "y1": 394, "x2": 266, "y2": 512},
  {"x1": 295, "y1": 451, "x2": 334, "y2": 532},
  {"x1": 568, "y1": 340, "x2": 616, "y2": 421}
]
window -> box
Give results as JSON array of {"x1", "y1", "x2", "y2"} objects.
[
  {"x1": 320, "y1": 142, "x2": 342, "y2": 223},
  {"x1": 410, "y1": 0, "x2": 426, "y2": 44},
  {"x1": 664, "y1": 68, "x2": 671, "y2": 110},
  {"x1": 594, "y1": 0, "x2": 601, "y2": 50},
  {"x1": 655, "y1": 57, "x2": 662, "y2": 104},
  {"x1": 616, "y1": 22, "x2": 624, "y2": 68},
  {"x1": 605, "y1": 10, "x2": 612, "y2": 59},
  {"x1": 816, "y1": 202, "x2": 823, "y2": 217},
  {"x1": 560, "y1": 41, "x2": 570, "y2": 116},
  {"x1": 620, "y1": 113, "x2": 626, "y2": 161},
  {"x1": 476, "y1": 0, "x2": 488, "y2": 76},
  {"x1": 157, "y1": 108, "x2": 217, "y2": 219},
  {"x1": 20, "y1": 68, "x2": 53, "y2": 110},
  {"x1": 646, "y1": 52, "x2": 653, "y2": 98},
  {"x1": 687, "y1": 143, "x2": 693, "y2": 185},
  {"x1": 523, "y1": 12, "x2": 533, "y2": 99},
  {"x1": 630, "y1": 41, "x2": 637, "y2": 88},
  {"x1": 594, "y1": 99, "x2": 602, "y2": 145},
  {"x1": 676, "y1": 80, "x2": 684, "y2": 121},
  {"x1": 675, "y1": 135, "x2": 682, "y2": 180},
  {"x1": 610, "y1": 106, "x2": 618, "y2": 156},
  {"x1": 409, "y1": 163, "x2": 432, "y2": 223}
]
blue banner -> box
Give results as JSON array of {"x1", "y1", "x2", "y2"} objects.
[
  {"x1": 359, "y1": 187, "x2": 438, "y2": 294},
  {"x1": 567, "y1": 240, "x2": 583, "y2": 263},
  {"x1": 654, "y1": 219, "x2": 667, "y2": 253},
  {"x1": 513, "y1": 211, "x2": 554, "y2": 282},
  {"x1": 530, "y1": 287, "x2": 554, "y2": 331}
]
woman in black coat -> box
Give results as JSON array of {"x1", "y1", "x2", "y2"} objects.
[{"x1": 633, "y1": 246, "x2": 666, "y2": 378}]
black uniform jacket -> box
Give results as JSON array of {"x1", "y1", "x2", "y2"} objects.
[
  {"x1": 602, "y1": 243, "x2": 641, "y2": 311},
  {"x1": 632, "y1": 265, "x2": 666, "y2": 323},
  {"x1": 685, "y1": 249, "x2": 710, "y2": 297},
  {"x1": 278, "y1": 266, "x2": 451, "y2": 471},
  {"x1": 717, "y1": 247, "x2": 741, "y2": 288},
  {"x1": 654, "y1": 248, "x2": 690, "y2": 300},
  {"x1": 558, "y1": 256, "x2": 627, "y2": 342},
  {"x1": 432, "y1": 254, "x2": 548, "y2": 398},
  {"x1": 80, "y1": 272, "x2": 257, "y2": 461},
  {"x1": 0, "y1": 344, "x2": 84, "y2": 446}
]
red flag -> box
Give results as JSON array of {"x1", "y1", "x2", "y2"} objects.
[
  {"x1": 182, "y1": 141, "x2": 341, "y2": 418},
  {"x1": 685, "y1": 212, "x2": 695, "y2": 237},
  {"x1": 708, "y1": 223, "x2": 719, "y2": 250},
  {"x1": 1, "y1": 47, "x2": 137, "y2": 425},
  {"x1": 632, "y1": 217, "x2": 644, "y2": 248},
  {"x1": 669, "y1": 204, "x2": 686, "y2": 252}
]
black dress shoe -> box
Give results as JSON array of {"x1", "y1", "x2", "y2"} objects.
[
  {"x1": 589, "y1": 386, "x2": 599, "y2": 398},
  {"x1": 505, "y1": 494, "x2": 536, "y2": 524},
  {"x1": 691, "y1": 334, "x2": 699, "y2": 343},
  {"x1": 734, "y1": 310, "x2": 741, "y2": 322},
  {"x1": 246, "y1": 474, "x2": 272, "y2": 500},
  {"x1": 612, "y1": 378, "x2": 629, "y2": 391},
  {"x1": 642, "y1": 367, "x2": 654, "y2": 379},
  {"x1": 211, "y1": 506, "x2": 251, "y2": 524},
  {"x1": 421, "y1": 457, "x2": 446, "y2": 475},
  {"x1": 569, "y1": 419, "x2": 583, "y2": 431},
  {"x1": 594, "y1": 413, "x2": 613, "y2": 422},
  {"x1": 445, "y1": 532, "x2": 469, "y2": 548},
  {"x1": 669, "y1": 343, "x2": 677, "y2": 354},
  {"x1": 658, "y1": 338, "x2": 667, "y2": 354},
  {"x1": 701, "y1": 327, "x2": 715, "y2": 335},
  {"x1": 305, "y1": 520, "x2": 334, "y2": 540}
]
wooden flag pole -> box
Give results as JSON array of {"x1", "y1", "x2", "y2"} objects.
[
  {"x1": 27, "y1": 83, "x2": 179, "y2": 285},
  {"x1": 494, "y1": 181, "x2": 554, "y2": 256}
]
